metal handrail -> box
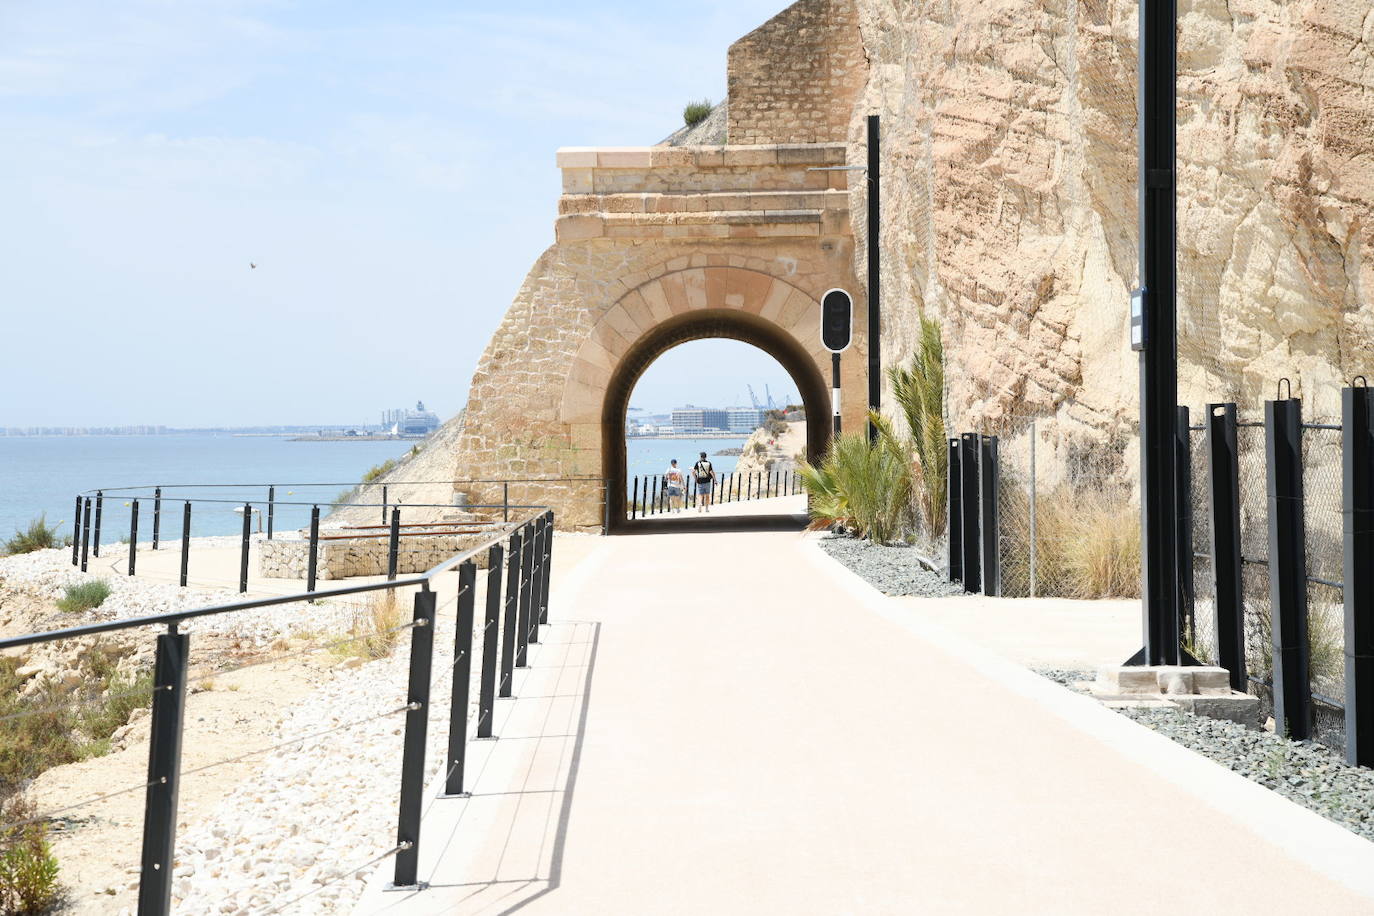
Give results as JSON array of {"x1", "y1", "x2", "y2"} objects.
[{"x1": 81, "y1": 476, "x2": 608, "y2": 496}]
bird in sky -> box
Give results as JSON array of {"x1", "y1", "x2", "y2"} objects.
[{"x1": 250, "y1": 262, "x2": 257, "y2": 269}]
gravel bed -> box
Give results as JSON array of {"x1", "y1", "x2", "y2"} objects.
[
  {"x1": 818, "y1": 536, "x2": 964, "y2": 597},
  {"x1": 1033, "y1": 668, "x2": 1374, "y2": 843}
]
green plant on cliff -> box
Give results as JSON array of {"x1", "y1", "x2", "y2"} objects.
[
  {"x1": 4, "y1": 517, "x2": 68, "y2": 556},
  {"x1": 683, "y1": 99, "x2": 712, "y2": 127},
  {"x1": 887, "y1": 315, "x2": 947, "y2": 537},
  {"x1": 0, "y1": 797, "x2": 60, "y2": 915}
]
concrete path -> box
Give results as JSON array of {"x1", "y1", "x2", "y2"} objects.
[{"x1": 356, "y1": 529, "x2": 1374, "y2": 915}]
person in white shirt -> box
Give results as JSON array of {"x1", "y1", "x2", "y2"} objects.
[{"x1": 664, "y1": 459, "x2": 686, "y2": 512}]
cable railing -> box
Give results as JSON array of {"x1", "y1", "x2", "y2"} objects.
[
  {"x1": 3, "y1": 500, "x2": 558, "y2": 915},
  {"x1": 627, "y1": 468, "x2": 803, "y2": 519}
]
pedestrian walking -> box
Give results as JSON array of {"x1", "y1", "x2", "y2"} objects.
[
  {"x1": 692, "y1": 452, "x2": 716, "y2": 513},
  {"x1": 664, "y1": 459, "x2": 686, "y2": 512}
]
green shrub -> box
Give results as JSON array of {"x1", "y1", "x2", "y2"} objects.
[
  {"x1": 888, "y1": 315, "x2": 946, "y2": 537},
  {"x1": 0, "y1": 797, "x2": 60, "y2": 915},
  {"x1": 800, "y1": 413, "x2": 913, "y2": 543},
  {"x1": 682, "y1": 98, "x2": 712, "y2": 127},
  {"x1": 362, "y1": 458, "x2": 398, "y2": 484},
  {"x1": 56, "y1": 581, "x2": 110, "y2": 614},
  {"x1": 4, "y1": 517, "x2": 67, "y2": 556}
]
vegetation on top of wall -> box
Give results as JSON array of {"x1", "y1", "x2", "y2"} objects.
[{"x1": 683, "y1": 99, "x2": 713, "y2": 127}]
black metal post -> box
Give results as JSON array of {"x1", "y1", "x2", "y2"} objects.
[
  {"x1": 1266, "y1": 396, "x2": 1311, "y2": 739},
  {"x1": 832, "y1": 352, "x2": 842, "y2": 435},
  {"x1": 266, "y1": 486, "x2": 275, "y2": 540},
  {"x1": 387, "y1": 508, "x2": 400, "y2": 581},
  {"x1": 540, "y1": 512, "x2": 554, "y2": 626},
  {"x1": 238, "y1": 503, "x2": 251, "y2": 594},
  {"x1": 735, "y1": 472, "x2": 741, "y2": 502},
  {"x1": 93, "y1": 491, "x2": 103, "y2": 558},
  {"x1": 499, "y1": 529, "x2": 522, "y2": 697},
  {"x1": 1135, "y1": 0, "x2": 1181, "y2": 667},
  {"x1": 129, "y1": 499, "x2": 139, "y2": 576},
  {"x1": 137, "y1": 624, "x2": 188, "y2": 916},
  {"x1": 515, "y1": 524, "x2": 535, "y2": 667},
  {"x1": 179, "y1": 502, "x2": 191, "y2": 588},
  {"x1": 306, "y1": 506, "x2": 320, "y2": 594},
  {"x1": 1345, "y1": 384, "x2": 1374, "y2": 765},
  {"x1": 1207, "y1": 404, "x2": 1245, "y2": 690},
  {"x1": 80, "y1": 498, "x2": 91, "y2": 572},
  {"x1": 1176, "y1": 406, "x2": 1195, "y2": 646},
  {"x1": 152, "y1": 487, "x2": 162, "y2": 550},
  {"x1": 478, "y1": 544, "x2": 502, "y2": 739},
  {"x1": 867, "y1": 113, "x2": 881, "y2": 443},
  {"x1": 381, "y1": 484, "x2": 388, "y2": 525},
  {"x1": 631, "y1": 476, "x2": 639, "y2": 521},
  {"x1": 948, "y1": 439, "x2": 963, "y2": 582},
  {"x1": 443, "y1": 561, "x2": 478, "y2": 797},
  {"x1": 72, "y1": 495, "x2": 83, "y2": 566},
  {"x1": 959, "y1": 434, "x2": 981, "y2": 593},
  {"x1": 747, "y1": 473, "x2": 753, "y2": 501},
  {"x1": 503, "y1": 482, "x2": 510, "y2": 523},
  {"x1": 527, "y1": 517, "x2": 545, "y2": 645},
  {"x1": 980, "y1": 435, "x2": 1000, "y2": 597},
  {"x1": 391, "y1": 589, "x2": 435, "y2": 890}
]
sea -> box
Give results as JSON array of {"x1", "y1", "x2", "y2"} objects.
[
  {"x1": 624, "y1": 436, "x2": 746, "y2": 494},
  {"x1": 0, "y1": 435, "x2": 414, "y2": 541},
  {"x1": 0, "y1": 434, "x2": 749, "y2": 543}
]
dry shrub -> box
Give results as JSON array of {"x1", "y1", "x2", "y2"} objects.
[
  {"x1": 1001, "y1": 483, "x2": 1140, "y2": 599},
  {"x1": 333, "y1": 592, "x2": 406, "y2": 661}
]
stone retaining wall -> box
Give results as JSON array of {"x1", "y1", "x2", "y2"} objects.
[{"x1": 258, "y1": 535, "x2": 492, "y2": 580}]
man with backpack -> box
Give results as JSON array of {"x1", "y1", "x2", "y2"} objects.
[{"x1": 692, "y1": 451, "x2": 716, "y2": 513}]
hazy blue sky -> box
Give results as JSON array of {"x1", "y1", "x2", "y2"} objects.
[{"x1": 0, "y1": 0, "x2": 800, "y2": 428}]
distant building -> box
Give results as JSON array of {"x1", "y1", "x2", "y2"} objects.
[
  {"x1": 671, "y1": 406, "x2": 729, "y2": 433},
  {"x1": 381, "y1": 401, "x2": 441, "y2": 437},
  {"x1": 725, "y1": 407, "x2": 767, "y2": 432}
]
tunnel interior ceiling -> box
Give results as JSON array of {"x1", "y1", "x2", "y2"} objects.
[{"x1": 602, "y1": 309, "x2": 832, "y2": 518}]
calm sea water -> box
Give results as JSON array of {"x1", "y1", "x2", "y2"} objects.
[
  {"x1": 0, "y1": 435, "x2": 413, "y2": 540},
  {"x1": 623, "y1": 437, "x2": 745, "y2": 494}
]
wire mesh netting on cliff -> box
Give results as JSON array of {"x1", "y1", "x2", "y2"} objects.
[{"x1": 990, "y1": 414, "x2": 1139, "y2": 601}]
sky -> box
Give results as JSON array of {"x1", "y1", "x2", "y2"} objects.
[{"x1": 0, "y1": 0, "x2": 798, "y2": 428}]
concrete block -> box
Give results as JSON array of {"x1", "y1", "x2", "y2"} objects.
[
  {"x1": 1191, "y1": 668, "x2": 1234, "y2": 695},
  {"x1": 1170, "y1": 694, "x2": 1261, "y2": 729},
  {"x1": 1096, "y1": 667, "x2": 1159, "y2": 694}
]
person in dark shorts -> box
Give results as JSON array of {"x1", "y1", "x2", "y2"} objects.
[{"x1": 692, "y1": 451, "x2": 716, "y2": 513}]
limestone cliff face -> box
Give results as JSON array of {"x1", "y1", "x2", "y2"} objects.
[{"x1": 850, "y1": 0, "x2": 1374, "y2": 430}]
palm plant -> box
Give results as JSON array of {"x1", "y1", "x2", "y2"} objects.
[
  {"x1": 800, "y1": 414, "x2": 913, "y2": 543},
  {"x1": 888, "y1": 316, "x2": 947, "y2": 537}
]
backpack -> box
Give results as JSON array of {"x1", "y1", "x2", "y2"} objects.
[{"x1": 694, "y1": 460, "x2": 713, "y2": 481}]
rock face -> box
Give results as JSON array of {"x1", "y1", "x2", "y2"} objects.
[{"x1": 849, "y1": 0, "x2": 1374, "y2": 429}]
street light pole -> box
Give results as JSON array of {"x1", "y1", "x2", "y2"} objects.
[{"x1": 866, "y1": 114, "x2": 881, "y2": 443}]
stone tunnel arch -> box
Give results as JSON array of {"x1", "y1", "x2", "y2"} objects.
[{"x1": 601, "y1": 308, "x2": 832, "y2": 525}]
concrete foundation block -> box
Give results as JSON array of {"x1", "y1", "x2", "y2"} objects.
[{"x1": 1170, "y1": 694, "x2": 1261, "y2": 729}]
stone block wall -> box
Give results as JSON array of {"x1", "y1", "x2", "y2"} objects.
[
  {"x1": 259, "y1": 535, "x2": 492, "y2": 580},
  {"x1": 727, "y1": 0, "x2": 868, "y2": 145}
]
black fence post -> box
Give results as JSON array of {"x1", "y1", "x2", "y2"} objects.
[
  {"x1": 381, "y1": 484, "x2": 389, "y2": 526},
  {"x1": 72, "y1": 495, "x2": 83, "y2": 566},
  {"x1": 443, "y1": 562, "x2": 478, "y2": 797},
  {"x1": 137, "y1": 624, "x2": 189, "y2": 916},
  {"x1": 238, "y1": 503, "x2": 251, "y2": 594},
  {"x1": 527, "y1": 517, "x2": 545, "y2": 645},
  {"x1": 80, "y1": 498, "x2": 91, "y2": 572},
  {"x1": 266, "y1": 486, "x2": 275, "y2": 541},
  {"x1": 387, "y1": 507, "x2": 401, "y2": 581},
  {"x1": 93, "y1": 491, "x2": 103, "y2": 558},
  {"x1": 959, "y1": 433, "x2": 982, "y2": 593},
  {"x1": 179, "y1": 502, "x2": 191, "y2": 588},
  {"x1": 948, "y1": 439, "x2": 963, "y2": 581},
  {"x1": 631, "y1": 477, "x2": 639, "y2": 521},
  {"x1": 499, "y1": 529, "x2": 522, "y2": 697},
  {"x1": 1176, "y1": 407, "x2": 1195, "y2": 650},
  {"x1": 391, "y1": 589, "x2": 435, "y2": 890},
  {"x1": 503, "y1": 482, "x2": 510, "y2": 523},
  {"x1": 540, "y1": 512, "x2": 554, "y2": 626},
  {"x1": 306, "y1": 506, "x2": 320, "y2": 594},
  {"x1": 1207, "y1": 403, "x2": 1245, "y2": 690},
  {"x1": 980, "y1": 435, "x2": 1000, "y2": 597},
  {"x1": 129, "y1": 499, "x2": 139, "y2": 577},
  {"x1": 1266, "y1": 395, "x2": 1311, "y2": 739},
  {"x1": 478, "y1": 544, "x2": 503, "y2": 738},
  {"x1": 515, "y1": 524, "x2": 535, "y2": 667},
  {"x1": 153, "y1": 487, "x2": 162, "y2": 550},
  {"x1": 1344, "y1": 384, "x2": 1374, "y2": 766}
]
